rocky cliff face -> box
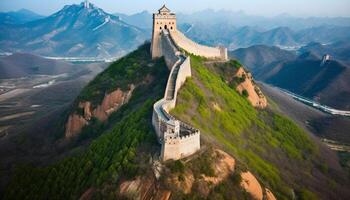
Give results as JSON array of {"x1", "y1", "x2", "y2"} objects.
[
  {"x1": 117, "y1": 149, "x2": 276, "y2": 200},
  {"x1": 235, "y1": 67, "x2": 267, "y2": 108},
  {"x1": 65, "y1": 84, "x2": 135, "y2": 138}
]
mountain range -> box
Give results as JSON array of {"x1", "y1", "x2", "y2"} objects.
[
  {"x1": 2, "y1": 7, "x2": 350, "y2": 57},
  {"x1": 179, "y1": 24, "x2": 350, "y2": 50},
  {"x1": 113, "y1": 9, "x2": 350, "y2": 31},
  {"x1": 0, "y1": 9, "x2": 44, "y2": 25},
  {"x1": 230, "y1": 44, "x2": 350, "y2": 109},
  {"x1": 0, "y1": 2, "x2": 148, "y2": 58}
]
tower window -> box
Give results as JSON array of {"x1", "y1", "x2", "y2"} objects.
[
  {"x1": 160, "y1": 26, "x2": 162, "y2": 30},
  {"x1": 171, "y1": 27, "x2": 173, "y2": 30}
]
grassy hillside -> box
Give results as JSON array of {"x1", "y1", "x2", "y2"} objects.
[
  {"x1": 3, "y1": 43, "x2": 168, "y2": 199},
  {"x1": 171, "y1": 55, "x2": 349, "y2": 199}
]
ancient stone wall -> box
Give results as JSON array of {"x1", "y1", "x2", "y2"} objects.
[
  {"x1": 151, "y1": 5, "x2": 229, "y2": 161},
  {"x1": 152, "y1": 30, "x2": 200, "y2": 161},
  {"x1": 170, "y1": 30, "x2": 228, "y2": 60},
  {"x1": 162, "y1": 131, "x2": 200, "y2": 161}
]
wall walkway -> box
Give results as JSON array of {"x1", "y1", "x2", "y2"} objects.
[{"x1": 152, "y1": 30, "x2": 200, "y2": 161}]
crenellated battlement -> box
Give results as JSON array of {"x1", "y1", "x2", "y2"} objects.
[{"x1": 151, "y1": 5, "x2": 227, "y2": 161}]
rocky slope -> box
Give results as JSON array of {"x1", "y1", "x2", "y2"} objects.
[
  {"x1": 117, "y1": 148, "x2": 276, "y2": 200},
  {"x1": 62, "y1": 43, "x2": 169, "y2": 139},
  {"x1": 205, "y1": 60, "x2": 267, "y2": 108},
  {"x1": 234, "y1": 67, "x2": 267, "y2": 108},
  {"x1": 65, "y1": 85, "x2": 134, "y2": 138}
]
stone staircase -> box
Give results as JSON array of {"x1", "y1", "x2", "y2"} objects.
[{"x1": 166, "y1": 62, "x2": 181, "y2": 100}]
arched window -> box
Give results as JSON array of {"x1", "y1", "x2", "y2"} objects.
[
  {"x1": 164, "y1": 25, "x2": 168, "y2": 29},
  {"x1": 160, "y1": 26, "x2": 162, "y2": 30},
  {"x1": 170, "y1": 26, "x2": 173, "y2": 30}
]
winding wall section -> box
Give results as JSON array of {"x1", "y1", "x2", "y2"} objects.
[{"x1": 152, "y1": 30, "x2": 200, "y2": 161}]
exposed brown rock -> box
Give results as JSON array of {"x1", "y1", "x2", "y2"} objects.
[
  {"x1": 79, "y1": 187, "x2": 95, "y2": 200},
  {"x1": 202, "y1": 149, "x2": 235, "y2": 185},
  {"x1": 65, "y1": 114, "x2": 88, "y2": 138},
  {"x1": 167, "y1": 170, "x2": 194, "y2": 194},
  {"x1": 64, "y1": 84, "x2": 135, "y2": 138},
  {"x1": 235, "y1": 67, "x2": 267, "y2": 108},
  {"x1": 117, "y1": 149, "x2": 277, "y2": 200},
  {"x1": 265, "y1": 188, "x2": 277, "y2": 200},
  {"x1": 119, "y1": 176, "x2": 171, "y2": 200},
  {"x1": 193, "y1": 149, "x2": 236, "y2": 197},
  {"x1": 79, "y1": 102, "x2": 92, "y2": 120},
  {"x1": 240, "y1": 171, "x2": 263, "y2": 200},
  {"x1": 94, "y1": 85, "x2": 135, "y2": 121}
]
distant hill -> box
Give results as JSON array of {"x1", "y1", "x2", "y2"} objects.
[
  {"x1": 265, "y1": 55, "x2": 350, "y2": 110},
  {"x1": 231, "y1": 45, "x2": 350, "y2": 109},
  {"x1": 177, "y1": 9, "x2": 350, "y2": 30},
  {"x1": 0, "y1": 9, "x2": 44, "y2": 25},
  {"x1": 299, "y1": 41, "x2": 350, "y2": 64},
  {"x1": 114, "y1": 10, "x2": 152, "y2": 30},
  {"x1": 181, "y1": 24, "x2": 350, "y2": 50},
  {"x1": 229, "y1": 45, "x2": 296, "y2": 72},
  {"x1": 0, "y1": 53, "x2": 84, "y2": 79},
  {"x1": 0, "y1": 2, "x2": 148, "y2": 58}
]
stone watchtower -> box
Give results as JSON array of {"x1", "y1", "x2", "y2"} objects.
[{"x1": 151, "y1": 5, "x2": 177, "y2": 59}]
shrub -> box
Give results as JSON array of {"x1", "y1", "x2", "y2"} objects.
[
  {"x1": 242, "y1": 89, "x2": 249, "y2": 98},
  {"x1": 168, "y1": 160, "x2": 185, "y2": 174}
]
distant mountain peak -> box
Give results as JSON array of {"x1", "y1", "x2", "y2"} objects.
[{"x1": 83, "y1": 0, "x2": 90, "y2": 9}]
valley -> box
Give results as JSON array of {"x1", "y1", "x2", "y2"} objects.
[
  {"x1": 0, "y1": 54, "x2": 107, "y2": 194},
  {"x1": 260, "y1": 83, "x2": 350, "y2": 170}
]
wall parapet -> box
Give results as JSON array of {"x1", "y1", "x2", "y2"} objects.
[
  {"x1": 151, "y1": 5, "x2": 227, "y2": 161},
  {"x1": 152, "y1": 29, "x2": 201, "y2": 161},
  {"x1": 170, "y1": 30, "x2": 228, "y2": 61}
]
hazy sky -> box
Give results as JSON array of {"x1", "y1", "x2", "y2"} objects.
[{"x1": 0, "y1": 0, "x2": 349, "y2": 17}]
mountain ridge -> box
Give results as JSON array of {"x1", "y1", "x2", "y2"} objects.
[
  {"x1": 0, "y1": 9, "x2": 44, "y2": 25},
  {"x1": 0, "y1": 2, "x2": 148, "y2": 58},
  {"x1": 230, "y1": 44, "x2": 350, "y2": 109}
]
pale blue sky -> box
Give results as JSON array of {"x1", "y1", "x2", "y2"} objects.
[{"x1": 0, "y1": 0, "x2": 349, "y2": 17}]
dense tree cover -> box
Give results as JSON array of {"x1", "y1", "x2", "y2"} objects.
[
  {"x1": 3, "y1": 43, "x2": 168, "y2": 199},
  {"x1": 171, "y1": 55, "x2": 336, "y2": 199},
  {"x1": 4, "y1": 100, "x2": 156, "y2": 200}
]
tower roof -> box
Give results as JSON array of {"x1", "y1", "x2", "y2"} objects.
[{"x1": 158, "y1": 5, "x2": 171, "y2": 13}]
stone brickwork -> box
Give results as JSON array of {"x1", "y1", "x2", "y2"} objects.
[
  {"x1": 170, "y1": 31, "x2": 228, "y2": 60},
  {"x1": 151, "y1": 5, "x2": 227, "y2": 161}
]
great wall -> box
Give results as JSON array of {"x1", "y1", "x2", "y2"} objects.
[{"x1": 151, "y1": 5, "x2": 228, "y2": 161}]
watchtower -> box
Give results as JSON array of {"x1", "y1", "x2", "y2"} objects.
[{"x1": 151, "y1": 5, "x2": 177, "y2": 59}]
